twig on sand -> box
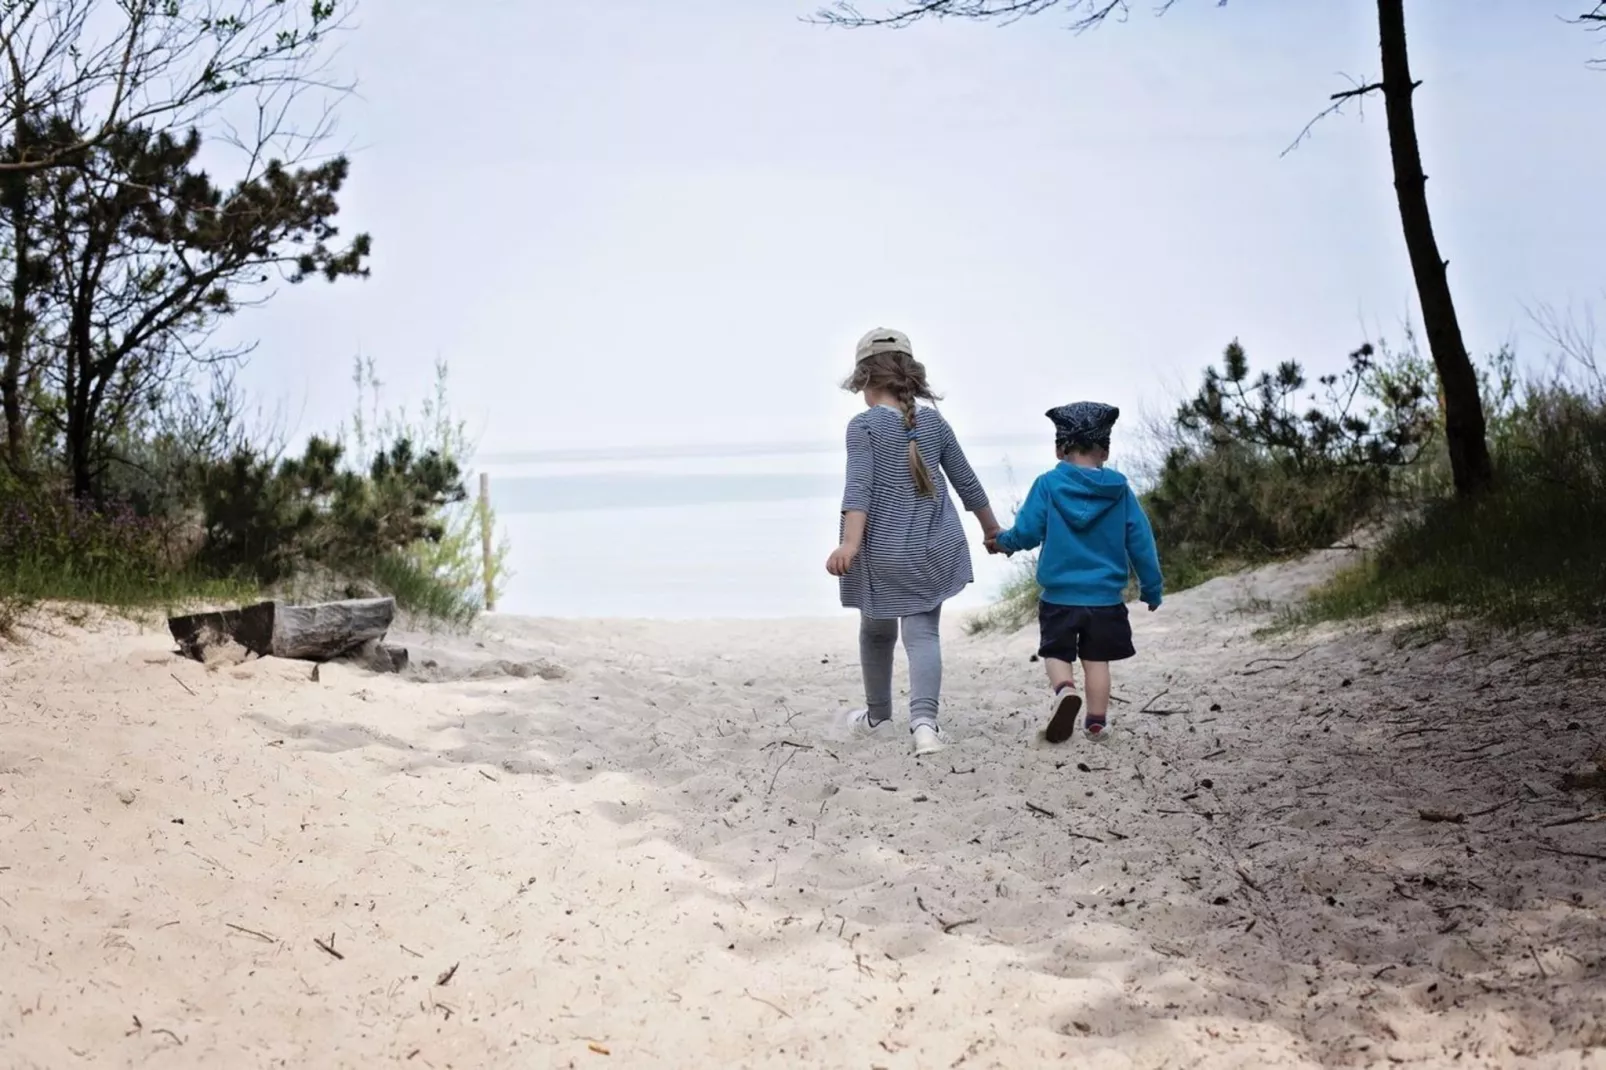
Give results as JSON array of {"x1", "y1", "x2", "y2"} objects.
[
  {"x1": 225, "y1": 922, "x2": 277, "y2": 943},
  {"x1": 1538, "y1": 845, "x2": 1606, "y2": 863},
  {"x1": 170, "y1": 673, "x2": 197, "y2": 697},
  {"x1": 1242, "y1": 647, "x2": 1316, "y2": 671},
  {"x1": 313, "y1": 934, "x2": 344, "y2": 960},
  {"x1": 917, "y1": 889, "x2": 978, "y2": 934},
  {"x1": 1418, "y1": 797, "x2": 1519, "y2": 825},
  {"x1": 1395, "y1": 726, "x2": 1449, "y2": 740},
  {"x1": 1068, "y1": 830, "x2": 1104, "y2": 844},
  {"x1": 1025, "y1": 802, "x2": 1057, "y2": 819},
  {"x1": 1467, "y1": 797, "x2": 1519, "y2": 819},
  {"x1": 1140, "y1": 690, "x2": 1185, "y2": 716},
  {"x1": 436, "y1": 962, "x2": 459, "y2": 986},
  {"x1": 742, "y1": 989, "x2": 791, "y2": 1019},
  {"x1": 948, "y1": 765, "x2": 976, "y2": 775},
  {"x1": 1543, "y1": 812, "x2": 1606, "y2": 828},
  {"x1": 766, "y1": 749, "x2": 800, "y2": 795}
]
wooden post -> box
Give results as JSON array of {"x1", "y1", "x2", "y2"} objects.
[{"x1": 479, "y1": 471, "x2": 495, "y2": 612}]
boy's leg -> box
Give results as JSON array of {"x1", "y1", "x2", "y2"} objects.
[
  {"x1": 1038, "y1": 602, "x2": 1084, "y2": 744},
  {"x1": 859, "y1": 614, "x2": 899, "y2": 727},
  {"x1": 1078, "y1": 605, "x2": 1136, "y2": 738},
  {"x1": 1080, "y1": 660, "x2": 1112, "y2": 737},
  {"x1": 900, "y1": 606, "x2": 943, "y2": 732},
  {"x1": 1045, "y1": 657, "x2": 1076, "y2": 692}
]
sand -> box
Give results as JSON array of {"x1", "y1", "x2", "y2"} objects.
[{"x1": 2, "y1": 551, "x2": 1605, "y2": 1069}]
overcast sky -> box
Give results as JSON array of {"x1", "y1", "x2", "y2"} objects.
[{"x1": 222, "y1": 0, "x2": 1606, "y2": 458}]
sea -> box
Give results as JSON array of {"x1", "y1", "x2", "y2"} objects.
[{"x1": 479, "y1": 435, "x2": 1050, "y2": 619}]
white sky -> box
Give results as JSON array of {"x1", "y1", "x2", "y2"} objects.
[{"x1": 224, "y1": 0, "x2": 1606, "y2": 458}]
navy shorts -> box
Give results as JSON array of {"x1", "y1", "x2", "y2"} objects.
[{"x1": 1038, "y1": 601, "x2": 1135, "y2": 663}]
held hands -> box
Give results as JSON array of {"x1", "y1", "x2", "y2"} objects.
[
  {"x1": 825, "y1": 542, "x2": 859, "y2": 577},
  {"x1": 982, "y1": 524, "x2": 1008, "y2": 557}
]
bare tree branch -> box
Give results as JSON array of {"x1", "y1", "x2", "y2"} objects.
[
  {"x1": 1574, "y1": 3, "x2": 1606, "y2": 67},
  {"x1": 1528, "y1": 298, "x2": 1604, "y2": 393},
  {"x1": 808, "y1": 0, "x2": 1194, "y2": 33},
  {"x1": 1274, "y1": 74, "x2": 1423, "y2": 159},
  {"x1": 0, "y1": 0, "x2": 352, "y2": 175}
]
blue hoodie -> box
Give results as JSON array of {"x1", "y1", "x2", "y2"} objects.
[{"x1": 995, "y1": 463, "x2": 1164, "y2": 608}]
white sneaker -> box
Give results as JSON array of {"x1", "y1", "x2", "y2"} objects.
[
  {"x1": 911, "y1": 724, "x2": 946, "y2": 756},
  {"x1": 842, "y1": 708, "x2": 887, "y2": 738}
]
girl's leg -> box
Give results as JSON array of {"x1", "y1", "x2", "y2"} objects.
[
  {"x1": 900, "y1": 606, "x2": 943, "y2": 731},
  {"x1": 859, "y1": 614, "x2": 899, "y2": 726},
  {"x1": 1081, "y1": 659, "x2": 1112, "y2": 736}
]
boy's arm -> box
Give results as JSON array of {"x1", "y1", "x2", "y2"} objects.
[
  {"x1": 1125, "y1": 487, "x2": 1164, "y2": 607},
  {"x1": 995, "y1": 477, "x2": 1049, "y2": 554}
]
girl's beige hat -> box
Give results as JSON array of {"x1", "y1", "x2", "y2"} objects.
[{"x1": 855, "y1": 328, "x2": 913, "y2": 362}]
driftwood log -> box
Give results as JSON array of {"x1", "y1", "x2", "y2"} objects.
[{"x1": 169, "y1": 598, "x2": 402, "y2": 669}]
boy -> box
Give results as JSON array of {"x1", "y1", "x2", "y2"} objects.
[{"x1": 988, "y1": 402, "x2": 1163, "y2": 743}]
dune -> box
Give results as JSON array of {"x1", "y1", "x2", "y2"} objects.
[{"x1": 2, "y1": 551, "x2": 1604, "y2": 1068}]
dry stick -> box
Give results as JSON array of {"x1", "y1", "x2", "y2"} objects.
[
  {"x1": 1396, "y1": 726, "x2": 1450, "y2": 740},
  {"x1": 1542, "y1": 812, "x2": 1606, "y2": 829},
  {"x1": 1242, "y1": 647, "x2": 1317, "y2": 670},
  {"x1": 1538, "y1": 845, "x2": 1606, "y2": 863},
  {"x1": 1467, "y1": 797, "x2": 1520, "y2": 819},
  {"x1": 941, "y1": 917, "x2": 978, "y2": 934},
  {"x1": 1418, "y1": 809, "x2": 1466, "y2": 824},
  {"x1": 766, "y1": 748, "x2": 800, "y2": 795},
  {"x1": 170, "y1": 673, "x2": 197, "y2": 697},
  {"x1": 436, "y1": 962, "x2": 459, "y2": 986},
  {"x1": 742, "y1": 989, "x2": 792, "y2": 1019},
  {"x1": 225, "y1": 922, "x2": 277, "y2": 943},
  {"x1": 1025, "y1": 802, "x2": 1057, "y2": 819},
  {"x1": 1140, "y1": 690, "x2": 1186, "y2": 716},
  {"x1": 313, "y1": 934, "x2": 344, "y2": 960}
]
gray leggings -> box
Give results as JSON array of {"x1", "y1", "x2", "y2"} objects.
[{"x1": 860, "y1": 606, "x2": 943, "y2": 731}]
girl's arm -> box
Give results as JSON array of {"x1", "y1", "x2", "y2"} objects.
[
  {"x1": 827, "y1": 421, "x2": 873, "y2": 575},
  {"x1": 938, "y1": 418, "x2": 1000, "y2": 538}
]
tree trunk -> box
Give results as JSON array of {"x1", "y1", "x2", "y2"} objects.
[{"x1": 1376, "y1": 0, "x2": 1492, "y2": 497}]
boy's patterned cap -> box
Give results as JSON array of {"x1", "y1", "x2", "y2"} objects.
[
  {"x1": 855, "y1": 327, "x2": 913, "y2": 362},
  {"x1": 1047, "y1": 402, "x2": 1120, "y2": 449}
]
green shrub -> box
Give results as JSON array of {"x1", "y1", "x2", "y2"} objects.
[
  {"x1": 1146, "y1": 338, "x2": 1437, "y2": 574},
  {"x1": 193, "y1": 433, "x2": 467, "y2": 586},
  {"x1": 1301, "y1": 383, "x2": 1606, "y2": 629},
  {"x1": 347, "y1": 357, "x2": 511, "y2": 610}
]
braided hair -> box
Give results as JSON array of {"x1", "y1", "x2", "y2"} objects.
[{"x1": 843, "y1": 350, "x2": 939, "y2": 497}]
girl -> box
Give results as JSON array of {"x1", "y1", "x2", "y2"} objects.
[{"x1": 825, "y1": 327, "x2": 1002, "y2": 756}]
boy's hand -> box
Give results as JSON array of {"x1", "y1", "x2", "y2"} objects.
[
  {"x1": 826, "y1": 543, "x2": 859, "y2": 576},
  {"x1": 1145, "y1": 601, "x2": 1160, "y2": 612}
]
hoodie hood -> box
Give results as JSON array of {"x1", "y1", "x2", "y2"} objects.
[{"x1": 1048, "y1": 462, "x2": 1131, "y2": 531}]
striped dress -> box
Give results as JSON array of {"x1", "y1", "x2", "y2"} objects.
[{"x1": 838, "y1": 404, "x2": 991, "y2": 619}]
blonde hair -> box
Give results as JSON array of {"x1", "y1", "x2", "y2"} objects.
[{"x1": 842, "y1": 350, "x2": 940, "y2": 497}]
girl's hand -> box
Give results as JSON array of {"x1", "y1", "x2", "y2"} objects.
[{"x1": 826, "y1": 543, "x2": 859, "y2": 576}]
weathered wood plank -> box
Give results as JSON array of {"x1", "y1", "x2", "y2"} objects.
[{"x1": 271, "y1": 598, "x2": 394, "y2": 661}]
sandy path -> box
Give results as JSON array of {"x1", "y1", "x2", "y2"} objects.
[{"x1": 2, "y1": 554, "x2": 1604, "y2": 1068}]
